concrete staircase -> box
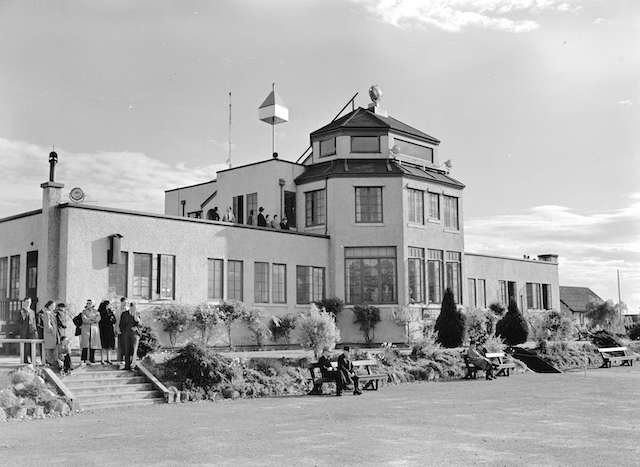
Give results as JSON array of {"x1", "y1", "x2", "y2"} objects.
[{"x1": 62, "y1": 364, "x2": 166, "y2": 410}]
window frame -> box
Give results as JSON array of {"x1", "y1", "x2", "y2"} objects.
[
  {"x1": 344, "y1": 247, "x2": 397, "y2": 305},
  {"x1": 305, "y1": 189, "x2": 326, "y2": 227},
  {"x1": 407, "y1": 188, "x2": 424, "y2": 225},
  {"x1": 428, "y1": 192, "x2": 441, "y2": 221},
  {"x1": 394, "y1": 138, "x2": 434, "y2": 162},
  {"x1": 254, "y1": 262, "x2": 270, "y2": 303},
  {"x1": 445, "y1": 251, "x2": 462, "y2": 304},
  {"x1": 319, "y1": 137, "x2": 336, "y2": 157},
  {"x1": 227, "y1": 260, "x2": 244, "y2": 301},
  {"x1": 0, "y1": 257, "x2": 8, "y2": 299},
  {"x1": 408, "y1": 247, "x2": 425, "y2": 304},
  {"x1": 108, "y1": 251, "x2": 128, "y2": 297},
  {"x1": 272, "y1": 263, "x2": 287, "y2": 304},
  {"x1": 427, "y1": 249, "x2": 443, "y2": 304},
  {"x1": 467, "y1": 278, "x2": 477, "y2": 308},
  {"x1": 296, "y1": 265, "x2": 325, "y2": 305},
  {"x1": 157, "y1": 254, "x2": 175, "y2": 300},
  {"x1": 355, "y1": 186, "x2": 383, "y2": 224},
  {"x1": 207, "y1": 258, "x2": 224, "y2": 300},
  {"x1": 132, "y1": 252, "x2": 152, "y2": 300},
  {"x1": 443, "y1": 195, "x2": 459, "y2": 231},
  {"x1": 350, "y1": 135, "x2": 381, "y2": 153}
]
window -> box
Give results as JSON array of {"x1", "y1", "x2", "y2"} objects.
[
  {"x1": 0, "y1": 257, "x2": 7, "y2": 299},
  {"x1": 394, "y1": 138, "x2": 434, "y2": 162},
  {"x1": 526, "y1": 282, "x2": 543, "y2": 310},
  {"x1": 187, "y1": 211, "x2": 202, "y2": 219},
  {"x1": 158, "y1": 255, "x2": 175, "y2": 299},
  {"x1": 351, "y1": 135, "x2": 380, "y2": 153},
  {"x1": 296, "y1": 266, "x2": 325, "y2": 304},
  {"x1": 246, "y1": 192, "x2": 258, "y2": 223},
  {"x1": 477, "y1": 279, "x2": 486, "y2": 308},
  {"x1": 108, "y1": 252, "x2": 128, "y2": 297},
  {"x1": 305, "y1": 189, "x2": 326, "y2": 227},
  {"x1": 345, "y1": 247, "x2": 396, "y2": 304},
  {"x1": 407, "y1": 189, "x2": 424, "y2": 224},
  {"x1": 254, "y1": 262, "x2": 269, "y2": 303},
  {"x1": 207, "y1": 259, "x2": 223, "y2": 300},
  {"x1": 445, "y1": 251, "x2": 462, "y2": 304},
  {"x1": 227, "y1": 260, "x2": 243, "y2": 301},
  {"x1": 355, "y1": 187, "x2": 383, "y2": 223},
  {"x1": 408, "y1": 247, "x2": 425, "y2": 303},
  {"x1": 428, "y1": 192, "x2": 440, "y2": 220},
  {"x1": 467, "y1": 278, "x2": 477, "y2": 308},
  {"x1": 232, "y1": 195, "x2": 244, "y2": 224},
  {"x1": 9, "y1": 255, "x2": 20, "y2": 299},
  {"x1": 272, "y1": 264, "x2": 287, "y2": 303},
  {"x1": 443, "y1": 195, "x2": 459, "y2": 230},
  {"x1": 427, "y1": 249, "x2": 443, "y2": 304},
  {"x1": 542, "y1": 284, "x2": 551, "y2": 310},
  {"x1": 132, "y1": 253, "x2": 152, "y2": 300},
  {"x1": 498, "y1": 280, "x2": 508, "y2": 306},
  {"x1": 319, "y1": 137, "x2": 336, "y2": 157}
]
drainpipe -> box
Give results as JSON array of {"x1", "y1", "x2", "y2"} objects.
[{"x1": 324, "y1": 175, "x2": 329, "y2": 236}]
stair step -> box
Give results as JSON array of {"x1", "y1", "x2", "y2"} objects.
[
  {"x1": 66, "y1": 369, "x2": 137, "y2": 378},
  {"x1": 69, "y1": 383, "x2": 155, "y2": 394},
  {"x1": 80, "y1": 397, "x2": 166, "y2": 411},
  {"x1": 74, "y1": 390, "x2": 162, "y2": 402},
  {"x1": 64, "y1": 376, "x2": 147, "y2": 386}
]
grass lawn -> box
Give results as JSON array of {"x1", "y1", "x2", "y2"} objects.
[{"x1": 1, "y1": 365, "x2": 639, "y2": 466}]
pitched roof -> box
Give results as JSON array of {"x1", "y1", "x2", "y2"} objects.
[
  {"x1": 310, "y1": 107, "x2": 440, "y2": 144},
  {"x1": 295, "y1": 158, "x2": 464, "y2": 188},
  {"x1": 559, "y1": 286, "x2": 603, "y2": 313}
]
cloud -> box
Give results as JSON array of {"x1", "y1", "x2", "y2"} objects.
[
  {"x1": 617, "y1": 99, "x2": 633, "y2": 106},
  {"x1": 0, "y1": 137, "x2": 224, "y2": 217},
  {"x1": 465, "y1": 197, "x2": 640, "y2": 311},
  {"x1": 351, "y1": 0, "x2": 581, "y2": 33}
]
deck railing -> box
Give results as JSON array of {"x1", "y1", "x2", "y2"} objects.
[{"x1": 0, "y1": 299, "x2": 22, "y2": 336}]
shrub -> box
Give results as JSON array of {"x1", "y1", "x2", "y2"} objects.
[
  {"x1": 496, "y1": 299, "x2": 529, "y2": 346},
  {"x1": 218, "y1": 301, "x2": 247, "y2": 350},
  {"x1": 191, "y1": 303, "x2": 220, "y2": 345},
  {"x1": 353, "y1": 304, "x2": 381, "y2": 345},
  {"x1": 628, "y1": 323, "x2": 640, "y2": 340},
  {"x1": 482, "y1": 335, "x2": 506, "y2": 353},
  {"x1": 137, "y1": 325, "x2": 160, "y2": 358},
  {"x1": 589, "y1": 329, "x2": 622, "y2": 348},
  {"x1": 152, "y1": 304, "x2": 191, "y2": 347},
  {"x1": 434, "y1": 288, "x2": 466, "y2": 348},
  {"x1": 586, "y1": 300, "x2": 625, "y2": 333},
  {"x1": 489, "y1": 302, "x2": 506, "y2": 317},
  {"x1": 167, "y1": 342, "x2": 235, "y2": 389},
  {"x1": 294, "y1": 304, "x2": 341, "y2": 358},
  {"x1": 242, "y1": 307, "x2": 271, "y2": 348},
  {"x1": 543, "y1": 310, "x2": 574, "y2": 340},
  {"x1": 314, "y1": 297, "x2": 344, "y2": 317},
  {"x1": 465, "y1": 308, "x2": 489, "y2": 345},
  {"x1": 269, "y1": 314, "x2": 297, "y2": 344}
]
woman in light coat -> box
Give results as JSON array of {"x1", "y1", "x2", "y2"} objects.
[
  {"x1": 41, "y1": 300, "x2": 58, "y2": 365},
  {"x1": 80, "y1": 299, "x2": 102, "y2": 364}
]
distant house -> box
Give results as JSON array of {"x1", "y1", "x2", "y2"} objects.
[{"x1": 560, "y1": 286, "x2": 603, "y2": 326}]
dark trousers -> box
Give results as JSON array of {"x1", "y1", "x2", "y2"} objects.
[
  {"x1": 336, "y1": 369, "x2": 359, "y2": 395},
  {"x1": 81, "y1": 348, "x2": 96, "y2": 363},
  {"x1": 121, "y1": 332, "x2": 135, "y2": 369}
]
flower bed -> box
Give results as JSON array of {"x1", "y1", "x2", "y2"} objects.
[{"x1": 536, "y1": 340, "x2": 603, "y2": 370}]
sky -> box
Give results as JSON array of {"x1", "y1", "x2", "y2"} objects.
[{"x1": 0, "y1": 0, "x2": 638, "y2": 310}]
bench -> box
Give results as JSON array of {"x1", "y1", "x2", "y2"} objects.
[
  {"x1": 308, "y1": 359, "x2": 386, "y2": 394},
  {"x1": 0, "y1": 338, "x2": 45, "y2": 366},
  {"x1": 598, "y1": 347, "x2": 634, "y2": 368},
  {"x1": 463, "y1": 351, "x2": 516, "y2": 379}
]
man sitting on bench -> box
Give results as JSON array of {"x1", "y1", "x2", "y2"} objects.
[
  {"x1": 468, "y1": 341, "x2": 496, "y2": 380},
  {"x1": 337, "y1": 346, "x2": 362, "y2": 396},
  {"x1": 310, "y1": 348, "x2": 337, "y2": 394}
]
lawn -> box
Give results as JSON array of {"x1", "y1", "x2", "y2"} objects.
[{"x1": 1, "y1": 366, "x2": 639, "y2": 466}]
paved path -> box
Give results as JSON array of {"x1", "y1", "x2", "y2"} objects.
[{"x1": 1, "y1": 366, "x2": 639, "y2": 466}]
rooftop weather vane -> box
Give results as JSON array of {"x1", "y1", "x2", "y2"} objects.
[{"x1": 259, "y1": 82, "x2": 289, "y2": 158}]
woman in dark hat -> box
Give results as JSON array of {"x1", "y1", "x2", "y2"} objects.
[{"x1": 98, "y1": 300, "x2": 116, "y2": 364}]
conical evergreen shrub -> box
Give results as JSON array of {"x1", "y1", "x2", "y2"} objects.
[
  {"x1": 434, "y1": 288, "x2": 466, "y2": 348},
  {"x1": 496, "y1": 299, "x2": 529, "y2": 345}
]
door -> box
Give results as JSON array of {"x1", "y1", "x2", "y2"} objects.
[
  {"x1": 284, "y1": 191, "x2": 296, "y2": 228},
  {"x1": 26, "y1": 251, "x2": 38, "y2": 311},
  {"x1": 232, "y1": 195, "x2": 244, "y2": 224},
  {"x1": 507, "y1": 281, "x2": 516, "y2": 303}
]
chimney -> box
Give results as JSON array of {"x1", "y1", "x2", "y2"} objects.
[{"x1": 537, "y1": 254, "x2": 558, "y2": 263}]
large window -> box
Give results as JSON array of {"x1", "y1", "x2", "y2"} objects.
[
  {"x1": 296, "y1": 266, "x2": 325, "y2": 304},
  {"x1": 428, "y1": 192, "x2": 440, "y2": 220},
  {"x1": 207, "y1": 259, "x2": 223, "y2": 300},
  {"x1": 477, "y1": 279, "x2": 486, "y2": 308},
  {"x1": 108, "y1": 252, "x2": 128, "y2": 297},
  {"x1": 467, "y1": 278, "x2": 477, "y2": 308},
  {"x1": 254, "y1": 262, "x2": 269, "y2": 303},
  {"x1": 351, "y1": 136, "x2": 380, "y2": 153},
  {"x1": 132, "y1": 253, "x2": 152, "y2": 300},
  {"x1": 319, "y1": 137, "x2": 336, "y2": 157},
  {"x1": 227, "y1": 260, "x2": 243, "y2": 301},
  {"x1": 427, "y1": 250, "x2": 443, "y2": 304},
  {"x1": 246, "y1": 192, "x2": 258, "y2": 223},
  {"x1": 305, "y1": 189, "x2": 326, "y2": 227},
  {"x1": 445, "y1": 251, "x2": 462, "y2": 304},
  {"x1": 9, "y1": 255, "x2": 20, "y2": 299},
  {"x1": 395, "y1": 138, "x2": 434, "y2": 162},
  {"x1": 0, "y1": 257, "x2": 7, "y2": 299},
  {"x1": 345, "y1": 247, "x2": 396, "y2": 304},
  {"x1": 158, "y1": 255, "x2": 175, "y2": 299},
  {"x1": 408, "y1": 247, "x2": 425, "y2": 303},
  {"x1": 527, "y1": 282, "x2": 552, "y2": 310},
  {"x1": 272, "y1": 264, "x2": 287, "y2": 303},
  {"x1": 407, "y1": 189, "x2": 424, "y2": 224},
  {"x1": 443, "y1": 195, "x2": 459, "y2": 230},
  {"x1": 498, "y1": 280, "x2": 508, "y2": 306},
  {"x1": 355, "y1": 187, "x2": 383, "y2": 223}
]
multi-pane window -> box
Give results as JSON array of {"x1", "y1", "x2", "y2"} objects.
[
  {"x1": 272, "y1": 264, "x2": 287, "y2": 303},
  {"x1": 246, "y1": 193, "x2": 258, "y2": 223},
  {"x1": 319, "y1": 137, "x2": 336, "y2": 157},
  {"x1": 9, "y1": 255, "x2": 20, "y2": 299},
  {"x1": 227, "y1": 260, "x2": 243, "y2": 301},
  {"x1": 0, "y1": 257, "x2": 8, "y2": 299},
  {"x1": 305, "y1": 189, "x2": 326, "y2": 227},
  {"x1": 467, "y1": 278, "x2": 477, "y2": 308},
  {"x1": 207, "y1": 259, "x2": 223, "y2": 300},
  {"x1": 427, "y1": 250, "x2": 443, "y2": 304},
  {"x1": 351, "y1": 136, "x2": 380, "y2": 153},
  {"x1": 158, "y1": 255, "x2": 175, "y2": 299},
  {"x1": 498, "y1": 280, "x2": 508, "y2": 305},
  {"x1": 445, "y1": 251, "x2": 462, "y2": 304},
  {"x1": 254, "y1": 262, "x2": 269, "y2": 303},
  {"x1": 527, "y1": 282, "x2": 551, "y2": 310},
  {"x1": 477, "y1": 279, "x2": 487, "y2": 308},
  {"x1": 132, "y1": 253, "x2": 152, "y2": 300},
  {"x1": 542, "y1": 284, "x2": 551, "y2": 310},
  {"x1": 443, "y1": 195, "x2": 459, "y2": 230},
  {"x1": 408, "y1": 247, "x2": 425, "y2": 303},
  {"x1": 394, "y1": 139, "x2": 434, "y2": 162},
  {"x1": 355, "y1": 187, "x2": 383, "y2": 223},
  {"x1": 428, "y1": 192, "x2": 440, "y2": 220},
  {"x1": 407, "y1": 189, "x2": 424, "y2": 224},
  {"x1": 108, "y1": 252, "x2": 128, "y2": 297},
  {"x1": 345, "y1": 247, "x2": 397, "y2": 304},
  {"x1": 296, "y1": 266, "x2": 325, "y2": 304}
]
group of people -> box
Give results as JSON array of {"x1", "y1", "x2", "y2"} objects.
[
  {"x1": 210, "y1": 206, "x2": 291, "y2": 230},
  {"x1": 313, "y1": 346, "x2": 363, "y2": 396},
  {"x1": 18, "y1": 296, "x2": 143, "y2": 372}
]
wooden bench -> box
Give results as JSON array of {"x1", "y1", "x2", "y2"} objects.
[
  {"x1": 598, "y1": 347, "x2": 634, "y2": 368},
  {"x1": 463, "y1": 351, "x2": 516, "y2": 379},
  {"x1": 308, "y1": 359, "x2": 386, "y2": 394}
]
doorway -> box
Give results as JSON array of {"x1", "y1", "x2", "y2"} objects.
[
  {"x1": 284, "y1": 191, "x2": 296, "y2": 228},
  {"x1": 26, "y1": 250, "x2": 38, "y2": 310}
]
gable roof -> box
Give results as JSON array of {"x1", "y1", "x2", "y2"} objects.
[
  {"x1": 559, "y1": 286, "x2": 603, "y2": 313},
  {"x1": 310, "y1": 107, "x2": 440, "y2": 144}
]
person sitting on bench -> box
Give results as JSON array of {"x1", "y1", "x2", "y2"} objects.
[
  {"x1": 337, "y1": 346, "x2": 362, "y2": 396},
  {"x1": 310, "y1": 348, "x2": 337, "y2": 395},
  {"x1": 468, "y1": 341, "x2": 496, "y2": 380}
]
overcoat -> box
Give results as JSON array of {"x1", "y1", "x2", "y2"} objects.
[
  {"x1": 80, "y1": 306, "x2": 102, "y2": 349},
  {"x1": 42, "y1": 309, "x2": 58, "y2": 350}
]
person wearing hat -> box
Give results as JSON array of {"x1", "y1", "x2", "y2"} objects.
[
  {"x1": 467, "y1": 341, "x2": 496, "y2": 380},
  {"x1": 257, "y1": 206, "x2": 267, "y2": 227},
  {"x1": 336, "y1": 346, "x2": 362, "y2": 396}
]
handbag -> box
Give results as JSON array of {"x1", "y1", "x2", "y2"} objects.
[{"x1": 72, "y1": 313, "x2": 83, "y2": 336}]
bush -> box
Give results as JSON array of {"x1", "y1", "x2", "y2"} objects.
[
  {"x1": 589, "y1": 329, "x2": 622, "y2": 348},
  {"x1": 137, "y1": 325, "x2": 160, "y2": 358},
  {"x1": 496, "y1": 299, "x2": 529, "y2": 346},
  {"x1": 269, "y1": 314, "x2": 297, "y2": 344},
  {"x1": 294, "y1": 304, "x2": 341, "y2": 358},
  {"x1": 353, "y1": 304, "x2": 381, "y2": 345},
  {"x1": 191, "y1": 303, "x2": 220, "y2": 345},
  {"x1": 218, "y1": 301, "x2": 247, "y2": 350},
  {"x1": 628, "y1": 323, "x2": 640, "y2": 340},
  {"x1": 242, "y1": 307, "x2": 271, "y2": 348},
  {"x1": 489, "y1": 302, "x2": 506, "y2": 317},
  {"x1": 586, "y1": 300, "x2": 625, "y2": 332},
  {"x1": 314, "y1": 297, "x2": 344, "y2": 317},
  {"x1": 434, "y1": 288, "x2": 465, "y2": 348},
  {"x1": 543, "y1": 310, "x2": 574, "y2": 340},
  {"x1": 167, "y1": 343, "x2": 235, "y2": 389},
  {"x1": 465, "y1": 308, "x2": 490, "y2": 345},
  {"x1": 482, "y1": 335, "x2": 506, "y2": 353},
  {"x1": 152, "y1": 304, "x2": 191, "y2": 347}
]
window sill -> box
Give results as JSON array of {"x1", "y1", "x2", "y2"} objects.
[
  {"x1": 407, "y1": 222, "x2": 425, "y2": 228},
  {"x1": 255, "y1": 303, "x2": 288, "y2": 307},
  {"x1": 443, "y1": 228, "x2": 460, "y2": 234},
  {"x1": 352, "y1": 223, "x2": 385, "y2": 227},
  {"x1": 427, "y1": 218, "x2": 441, "y2": 224}
]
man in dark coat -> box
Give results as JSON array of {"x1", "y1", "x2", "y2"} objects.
[
  {"x1": 310, "y1": 348, "x2": 337, "y2": 395},
  {"x1": 257, "y1": 206, "x2": 267, "y2": 227},
  {"x1": 119, "y1": 306, "x2": 140, "y2": 370},
  {"x1": 337, "y1": 346, "x2": 362, "y2": 396},
  {"x1": 467, "y1": 341, "x2": 496, "y2": 380}
]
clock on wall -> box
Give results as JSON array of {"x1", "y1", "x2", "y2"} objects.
[{"x1": 69, "y1": 187, "x2": 85, "y2": 203}]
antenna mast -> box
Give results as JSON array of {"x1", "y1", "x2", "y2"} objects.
[{"x1": 227, "y1": 91, "x2": 232, "y2": 168}]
